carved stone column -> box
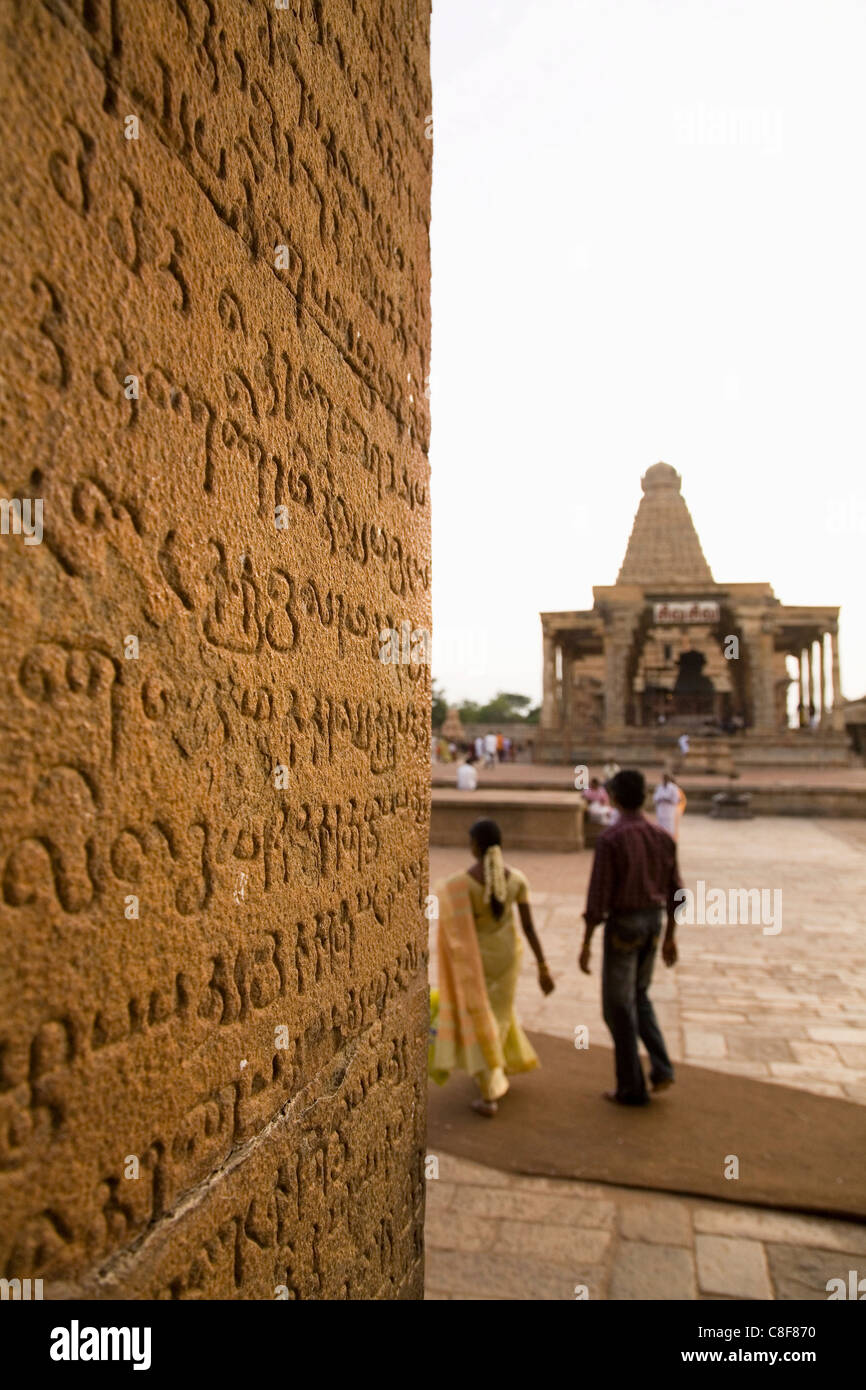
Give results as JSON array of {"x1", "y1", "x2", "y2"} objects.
[
  {"x1": 740, "y1": 617, "x2": 776, "y2": 732},
  {"x1": 798, "y1": 648, "x2": 807, "y2": 726},
  {"x1": 561, "y1": 646, "x2": 573, "y2": 746},
  {"x1": 756, "y1": 630, "x2": 777, "y2": 732},
  {"x1": 603, "y1": 612, "x2": 637, "y2": 732},
  {"x1": 541, "y1": 632, "x2": 558, "y2": 729},
  {"x1": 818, "y1": 635, "x2": 827, "y2": 727},
  {"x1": 830, "y1": 628, "x2": 844, "y2": 731}
]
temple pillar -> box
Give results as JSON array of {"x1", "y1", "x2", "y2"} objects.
[
  {"x1": 741, "y1": 618, "x2": 776, "y2": 732},
  {"x1": 603, "y1": 618, "x2": 634, "y2": 731},
  {"x1": 757, "y1": 631, "x2": 777, "y2": 731},
  {"x1": 561, "y1": 647, "x2": 573, "y2": 746},
  {"x1": 555, "y1": 644, "x2": 564, "y2": 724},
  {"x1": 798, "y1": 648, "x2": 807, "y2": 726},
  {"x1": 830, "y1": 628, "x2": 844, "y2": 732},
  {"x1": 806, "y1": 642, "x2": 815, "y2": 721},
  {"x1": 603, "y1": 607, "x2": 643, "y2": 731},
  {"x1": 819, "y1": 636, "x2": 827, "y2": 727},
  {"x1": 541, "y1": 632, "x2": 559, "y2": 729}
]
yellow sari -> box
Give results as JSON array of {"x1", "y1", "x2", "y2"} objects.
[{"x1": 429, "y1": 868, "x2": 539, "y2": 1101}]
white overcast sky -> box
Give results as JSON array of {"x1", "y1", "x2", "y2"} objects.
[{"x1": 429, "y1": 0, "x2": 866, "y2": 710}]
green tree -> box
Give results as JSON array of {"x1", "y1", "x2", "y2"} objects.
[
  {"x1": 452, "y1": 691, "x2": 538, "y2": 724},
  {"x1": 431, "y1": 680, "x2": 448, "y2": 729},
  {"x1": 499, "y1": 692, "x2": 532, "y2": 713},
  {"x1": 476, "y1": 691, "x2": 533, "y2": 722}
]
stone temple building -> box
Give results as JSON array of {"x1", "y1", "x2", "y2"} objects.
[{"x1": 537, "y1": 463, "x2": 849, "y2": 765}]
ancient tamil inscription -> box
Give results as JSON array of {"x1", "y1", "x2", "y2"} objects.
[{"x1": 0, "y1": 0, "x2": 431, "y2": 1299}]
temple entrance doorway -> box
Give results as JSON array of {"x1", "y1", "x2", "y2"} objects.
[{"x1": 672, "y1": 649, "x2": 717, "y2": 720}]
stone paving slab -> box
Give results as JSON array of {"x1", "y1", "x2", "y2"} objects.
[
  {"x1": 609, "y1": 1241, "x2": 697, "y2": 1300},
  {"x1": 764, "y1": 1244, "x2": 864, "y2": 1301},
  {"x1": 695, "y1": 1235, "x2": 773, "y2": 1300},
  {"x1": 692, "y1": 1206, "x2": 866, "y2": 1254},
  {"x1": 619, "y1": 1197, "x2": 693, "y2": 1247},
  {"x1": 425, "y1": 1247, "x2": 600, "y2": 1300}
]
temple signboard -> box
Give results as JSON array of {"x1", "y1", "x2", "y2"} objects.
[{"x1": 653, "y1": 601, "x2": 720, "y2": 624}]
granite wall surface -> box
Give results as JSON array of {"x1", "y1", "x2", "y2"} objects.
[{"x1": 0, "y1": 0, "x2": 431, "y2": 1299}]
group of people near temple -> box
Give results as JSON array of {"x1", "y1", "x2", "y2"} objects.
[
  {"x1": 429, "y1": 766, "x2": 684, "y2": 1113},
  {"x1": 584, "y1": 769, "x2": 686, "y2": 839},
  {"x1": 432, "y1": 731, "x2": 522, "y2": 765}
]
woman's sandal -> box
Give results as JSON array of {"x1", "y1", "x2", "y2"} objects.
[{"x1": 471, "y1": 1098, "x2": 498, "y2": 1118}]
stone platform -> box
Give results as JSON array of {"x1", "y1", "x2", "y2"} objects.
[
  {"x1": 432, "y1": 763, "x2": 866, "y2": 839},
  {"x1": 535, "y1": 729, "x2": 855, "y2": 768},
  {"x1": 431, "y1": 788, "x2": 586, "y2": 852},
  {"x1": 432, "y1": 781, "x2": 866, "y2": 850}
]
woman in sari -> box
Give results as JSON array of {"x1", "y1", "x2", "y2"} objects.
[{"x1": 429, "y1": 818, "x2": 554, "y2": 1116}]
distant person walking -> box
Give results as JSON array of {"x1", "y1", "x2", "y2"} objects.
[
  {"x1": 429, "y1": 818, "x2": 554, "y2": 1116},
  {"x1": 675, "y1": 731, "x2": 690, "y2": 776},
  {"x1": 484, "y1": 731, "x2": 497, "y2": 767},
  {"x1": 579, "y1": 770, "x2": 680, "y2": 1106},
  {"x1": 474, "y1": 734, "x2": 484, "y2": 762},
  {"x1": 653, "y1": 772, "x2": 686, "y2": 840}
]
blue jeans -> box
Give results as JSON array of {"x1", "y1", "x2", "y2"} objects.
[{"x1": 602, "y1": 908, "x2": 674, "y2": 1103}]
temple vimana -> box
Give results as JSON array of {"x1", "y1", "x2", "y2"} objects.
[{"x1": 538, "y1": 462, "x2": 848, "y2": 765}]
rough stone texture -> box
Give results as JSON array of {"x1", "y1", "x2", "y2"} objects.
[
  {"x1": 764, "y1": 1243, "x2": 862, "y2": 1301},
  {"x1": 0, "y1": 0, "x2": 431, "y2": 1300},
  {"x1": 617, "y1": 1196, "x2": 693, "y2": 1247},
  {"x1": 609, "y1": 1240, "x2": 697, "y2": 1300},
  {"x1": 695, "y1": 1235, "x2": 773, "y2": 1300},
  {"x1": 425, "y1": 1248, "x2": 595, "y2": 1302},
  {"x1": 693, "y1": 1206, "x2": 866, "y2": 1256},
  {"x1": 424, "y1": 1149, "x2": 866, "y2": 1301}
]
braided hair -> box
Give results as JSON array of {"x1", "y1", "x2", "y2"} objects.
[{"x1": 469, "y1": 818, "x2": 507, "y2": 919}]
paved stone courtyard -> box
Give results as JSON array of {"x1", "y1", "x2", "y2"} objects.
[
  {"x1": 425, "y1": 816, "x2": 866, "y2": 1299},
  {"x1": 425, "y1": 1154, "x2": 866, "y2": 1301}
]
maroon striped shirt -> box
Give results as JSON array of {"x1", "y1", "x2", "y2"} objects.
[{"x1": 584, "y1": 812, "x2": 682, "y2": 927}]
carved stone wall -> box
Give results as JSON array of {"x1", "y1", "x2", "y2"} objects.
[{"x1": 0, "y1": 0, "x2": 431, "y2": 1299}]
